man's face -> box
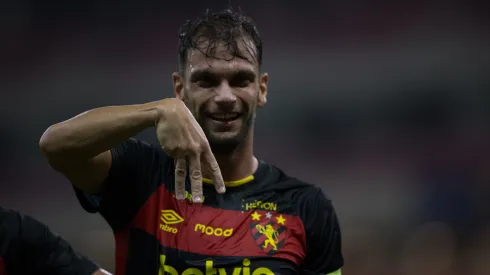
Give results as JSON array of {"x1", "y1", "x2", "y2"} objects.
[{"x1": 173, "y1": 38, "x2": 268, "y2": 153}]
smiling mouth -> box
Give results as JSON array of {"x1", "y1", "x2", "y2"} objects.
[{"x1": 209, "y1": 112, "x2": 241, "y2": 122}]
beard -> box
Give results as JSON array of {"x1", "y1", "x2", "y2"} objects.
[{"x1": 202, "y1": 112, "x2": 254, "y2": 154}]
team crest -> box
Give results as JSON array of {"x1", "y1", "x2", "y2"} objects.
[{"x1": 250, "y1": 211, "x2": 287, "y2": 254}]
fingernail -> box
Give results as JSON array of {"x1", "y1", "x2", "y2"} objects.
[
  {"x1": 218, "y1": 187, "x2": 226, "y2": 193},
  {"x1": 193, "y1": 196, "x2": 202, "y2": 203}
]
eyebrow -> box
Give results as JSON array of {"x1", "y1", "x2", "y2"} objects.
[{"x1": 189, "y1": 68, "x2": 257, "y2": 81}]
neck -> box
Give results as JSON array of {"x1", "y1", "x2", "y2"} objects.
[{"x1": 207, "y1": 130, "x2": 257, "y2": 182}]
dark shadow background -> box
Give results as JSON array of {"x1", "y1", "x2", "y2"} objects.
[{"x1": 1, "y1": 0, "x2": 489, "y2": 274}]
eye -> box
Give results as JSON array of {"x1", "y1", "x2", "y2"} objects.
[
  {"x1": 230, "y1": 79, "x2": 252, "y2": 88},
  {"x1": 230, "y1": 71, "x2": 255, "y2": 88},
  {"x1": 196, "y1": 76, "x2": 219, "y2": 88},
  {"x1": 197, "y1": 80, "x2": 215, "y2": 88}
]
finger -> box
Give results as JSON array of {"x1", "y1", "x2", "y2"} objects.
[
  {"x1": 188, "y1": 154, "x2": 203, "y2": 203},
  {"x1": 202, "y1": 148, "x2": 225, "y2": 194},
  {"x1": 174, "y1": 157, "x2": 187, "y2": 200}
]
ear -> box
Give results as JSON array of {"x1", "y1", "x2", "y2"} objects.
[
  {"x1": 258, "y1": 73, "x2": 268, "y2": 108},
  {"x1": 172, "y1": 72, "x2": 184, "y2": 100}
]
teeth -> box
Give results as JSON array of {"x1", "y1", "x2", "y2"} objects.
[
  {"x1": 212, "y1": 113, "x2": 238, "y2": 121},
  {"x1": 224, "y1": 114, "x2": 236, "y2": 120}
]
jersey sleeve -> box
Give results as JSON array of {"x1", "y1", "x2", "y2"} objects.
[
  {"x1": 74, "y1": 138, "x2": 168, "y2": 231},
  {"x1": 0, "y1": 208, "x2": 99, "y2": 275},
  {"x1": 300, "y1": 187, "x2": 344, "y2": 275}
]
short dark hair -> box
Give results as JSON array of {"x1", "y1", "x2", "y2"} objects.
[{"x1": 177, "y1": 8, "x2": 263, "y2": 73}]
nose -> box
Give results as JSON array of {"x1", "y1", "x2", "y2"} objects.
[{"x1": 214, "y1": 81, "x2": 237, "y2": 109}]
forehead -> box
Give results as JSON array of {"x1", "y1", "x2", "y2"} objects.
[{"x1": 185, "y1": 39, "x2": 258, "y2": 76}]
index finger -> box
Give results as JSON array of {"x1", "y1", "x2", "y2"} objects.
[
  {"x1": 188, "y1": 154, "x2": 203, "y2": 203},
  {"x1": 202, "y1": 148, "x2": 225, "y2": 194},
  {"x1": 174, "y1": 157, "x2": 187, "y2": 200}
]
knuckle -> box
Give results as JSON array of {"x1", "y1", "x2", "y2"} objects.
[
  {"x1": 200, "y1": 140, "x2": 210, "y2": 149},
  {"x1": 208, "y1": 164, "x2": 220, "y2": 172},
  {"x1": 184, "y1": 143, "x2": 196, "y2": 153},
  {"x1": 190, "y1": 142, "x2": 203, "y2": 153},
  {"x1": 178, "y1": 144, "x2": 189, "y2": 152},
  {"x1": 175, "y1": 168, "x2": 186, "y2": 177},
  {"x1": 190, "y1": 169, "x2": 202, "y2": 180}
]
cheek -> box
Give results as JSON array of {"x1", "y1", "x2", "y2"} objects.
[
  {"x1": 239, "y1": 94, "x2": 259, "y2": 115},
  {"x1": 184, "y1": 89, "x2": 206, "y2": 109},
  {"x1": 182, "y1": 96, "x2": 199, "y2": 115},
  {"x1": 246, "y1": 89, "x2": 260, "y2": 106}
]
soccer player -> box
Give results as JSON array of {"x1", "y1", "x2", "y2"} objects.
[
  {"x1": 39, "y1": 8, "x2": 343, "y2": 275},
  {"x1": 0, "y1": 207, "x2": 111, "y2": 275}
]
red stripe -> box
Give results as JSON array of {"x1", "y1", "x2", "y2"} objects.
[
  {"x1": 130, "y1": 185, "x2": 307, "y2": 265},
  {"x1": 0, "y1": 256, "x2": 5, "y2": 275},
  {"x1": 114, "y1": 228, "x2": 129, "y2": 275}
]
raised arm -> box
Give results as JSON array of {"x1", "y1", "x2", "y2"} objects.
[
  {"x1": 39, "y1": 98, "x2": 224, "y2": 198},
  {"x1": 39, "y1": 100, "x2": 164, "y2": 194}
]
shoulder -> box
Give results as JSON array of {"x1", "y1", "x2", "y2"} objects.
[
  {"x1": 267, "y1": 166, "x2": 336, "y2": 218},
  {"x1": 248, "y1": 161, "x2": 337, "y2": 218},
  {"x1": 0, "y1": 208, "x2": 35, "y2": 237},
  {"x1": 292, "y1": 179, "x2": 335, "y2": 216},
  {"x1": 0, "y1": 207, "x2": 54, "y2": 256},
  {"x1": 0, "y1": 207, "x2": 49, "y2": 239},
  {"x1": 269, "y1": 164, "x2": 333, "y2": 199}
]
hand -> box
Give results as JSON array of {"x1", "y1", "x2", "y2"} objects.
[{"x1": 156, "y1": 98, "x2": 225, "y2": 202}]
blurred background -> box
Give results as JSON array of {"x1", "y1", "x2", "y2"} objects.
[{"x1": 1, "y1": 0, "x2": 489, "y2": 274}]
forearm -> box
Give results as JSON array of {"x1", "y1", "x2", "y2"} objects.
[{"x1": 40, "y1": 99, "x2": 166, "y2": 160}]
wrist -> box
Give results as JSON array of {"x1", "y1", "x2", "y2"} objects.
[{"x1": 137, "y1": 99, "x2": 170, "y2": 128}]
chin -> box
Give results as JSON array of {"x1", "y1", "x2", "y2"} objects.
[{"x1": 207, "y1": 132, "x2": 244, "y2": 153}]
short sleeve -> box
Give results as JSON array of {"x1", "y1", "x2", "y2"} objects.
[
  {"x1": 1, "y1": 208, "x2": 99, "y2": 275},
  {"x1": 300, "y1": 188, "x2": 344, "y2": 274},
  {"x1": 74, "y1": 138, "x2": 168, "y2": 231}
]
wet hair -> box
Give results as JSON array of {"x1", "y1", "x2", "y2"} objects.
[{"x1": 177, "y1": 8, "x2": 263, "y2": 73}]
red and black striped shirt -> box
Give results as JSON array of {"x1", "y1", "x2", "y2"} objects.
[{"x1": 75, "y1": 138, "x2": 343, "y2": 275}]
